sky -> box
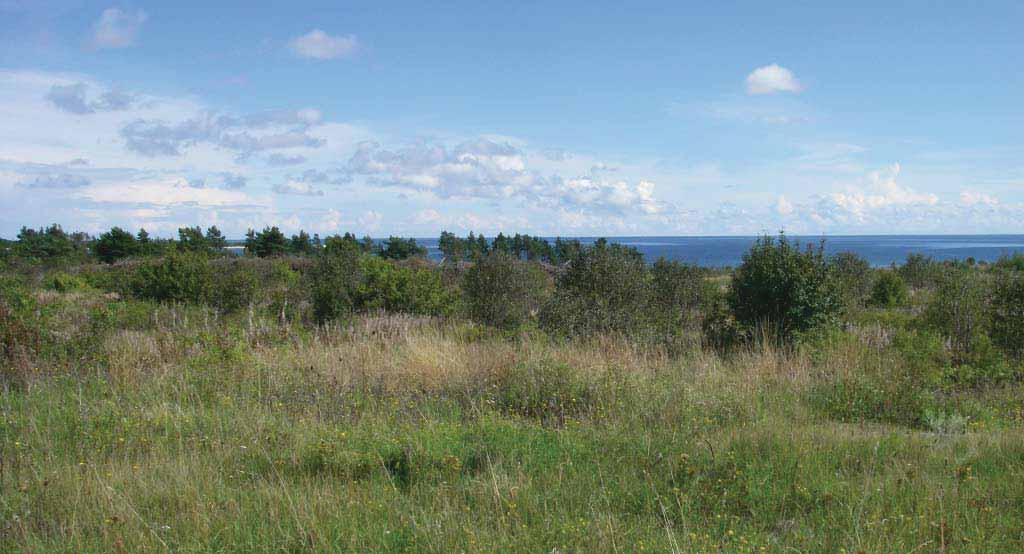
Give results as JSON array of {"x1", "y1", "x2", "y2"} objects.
[{"x1": 0, "y1": 1, "x2": 1022, "y2": 238}]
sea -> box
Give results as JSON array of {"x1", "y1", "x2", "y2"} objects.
[{"x1": 411, "y1": 235, "x2": 1024, "y2": 268}]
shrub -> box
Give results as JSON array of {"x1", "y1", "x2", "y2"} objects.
[
  {"x1": 993, "y1": 253, "x2": 1024, "y2": 272},
  {"x1": 898, "y1": 253, "x2": 941, "y2": 289},
  {"x1": 868, "y1": 270, "x2": 909, "y2": 308},
  {"x1": 540, "y1": 240, "x2": 651, "y2": 338},
  {"x1": 311, "y1": 249, "x2": 362, "y2": 323},
  {"x1": 830, "y1": 252, "x2": 873, "y2": 307},
  {"x1": 354, "y1": 256, "x2": 454, "y2": 316},
  {"x1": 210, "y1": 262, "x2": 260, "y2": 313},
  {"x1": 728, "y1": 235, "x2": 842, "y2": 343},
  {"x1": 649, "y1": 258, "x2": 712, "y2": 347},
  {"x1": 462, "y1": 252, "x2": 551, "y2": 330},
  {"x1": 311, "y1": 252, "x2": 454, "y2": 323},
  {"x1": 44, "y1": 271, "x2": 89, "y2": 292},
  {"x1": 990, "y1": 270, "x2": 1024, "y2": 360},
  {"x1": 131, "y1": 252, "x2": 214, "y2": 304},
  {"x1": 922, "y1": 269, "x2": 990, "y2": 364}
]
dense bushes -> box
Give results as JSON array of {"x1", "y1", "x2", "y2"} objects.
[
  {"x1": 540, "y1": 240, "x2": 651, "y2": 338},
  {"x1": 868, "y1": 270, "x2": 908, "y2": 307},
  {"x1": 462, "y1": 252, "x2": 551, "y2": 330},
  {"x1": 830, "y1": 252, "x2": 873, "y2": 307},
  {"x1": 728, "y1": 235, "x2": 842, "y2": 342},
  {"x1": 990, "y1": 270, "x2": 1024, "y2": 360},
  {"x1": 131, "y1": 251, "x2": 214, "y2": 304},
  {"x1": 311, "y1": 251, "x2": 454, "y2": 323},
  {"x1": 922, "y1": 269, "x2": 990, "y2": 364}
]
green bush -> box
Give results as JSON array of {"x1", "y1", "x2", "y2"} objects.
[
  {"x1": 131, "y1": 252, "x2": 214, "y2": 304},
  {"x1": 210, "y1": 262, "x2": 260, "y2": 313},
  {"x1": 990, "y1": 270, "x2": 1024, "y2": 360},
  {"x1": 898, "y1": 253, "x2": 942, "y2": 289},
  {"x1": 728, "y1": 235, "x2": 842, "y2": 343},
  {"x1": 461, "y1": 252, "x2": 551, "y2": 330},
  {"x1": 830, "y1": 252, "x2": 873, "y2": 307},
  {"x1": 922, "y1": 269, "x2": 990, "y2": 364},
  {"x1": 44, "y1": 271, "x2": 90, "y2": 292},
  {"x1": 354, "y1": 256, "x2": 453, "y2": 316},
  {"x1": 311, "y1": 252, "x2": 454, "y2": 323},
  {"x1": 540, "y1": 240, "x2": 651, "y2": 338},
  {"x1": 649, "y1": 259, "x2": 712, "y2": 348},
  {"x1": 868, "y1": 270, "x2": 908, "y2": 308}
]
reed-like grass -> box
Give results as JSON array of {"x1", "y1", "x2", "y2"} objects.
[{"x1": 1, "y1": 290, "x2": 1023, "y2": 552}]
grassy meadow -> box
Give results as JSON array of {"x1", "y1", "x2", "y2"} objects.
[{"x1": 2, "y1": 231, "x2": 1024, "y2": 552}]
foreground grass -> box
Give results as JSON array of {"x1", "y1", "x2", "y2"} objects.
[{"x1": 2, "y1": 294, "x2": 1024, "y2": 552}]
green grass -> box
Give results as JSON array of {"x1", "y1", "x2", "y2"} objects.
[{"x1": 2, "y1": 289, "x2": 1024, "y2": 552}]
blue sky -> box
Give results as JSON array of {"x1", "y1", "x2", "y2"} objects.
[{"x1": 1, "y1": 1, "x2": 1022, "y2": 237}]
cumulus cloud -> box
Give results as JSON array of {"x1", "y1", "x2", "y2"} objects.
[
  {"x1": 17, "y1": 173, "x2": 90, "y2": 188},
  {"x1": 91, "y1": 8, "x2": 147, "y2": 49},
  {"x1": 289, "y1": 30, "x2": 358, "y2": 60},
  {"x1": 960, "y1": 190, "x2": 999, "y2": 207},
  {"x1": 272, "y1": 180, "x2": 323, "y2": 196},
  {"x1": 345, "y1": 138, "x2": 668, "y2": 215},
  {"x1": 45, "y1": 82, "x2": 135, "y2": 114},
  {"x1": 745, "y1": 64, "x2": 802, "y2": 95}
]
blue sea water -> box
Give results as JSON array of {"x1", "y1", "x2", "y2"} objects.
[{"x1": 414, "y1": 235, "x2": 1024, "y2": 267}]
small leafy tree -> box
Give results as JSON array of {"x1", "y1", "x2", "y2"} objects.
[
  {"x1": 728, "y1": 234, "x2": 842, "y2": 342},
  {"x1": 830, "y1": 252, "x2": 873, "y2": 307},
  {"x1": 868, "y1": 270, "x2": 909, "y2": 307},
  {"x1": 990, "y1": 270, "x2": 1024, "y2": 360},
  {"x1": 649, "y1": 258, "x2": 710, "y2": 336},
  {"x1": 922, "y1": 269, "x2": 990, "y2": 363},
  {"x1": 898, "y1": 253, "x2": 941, "y2": 289},
  {"x1": 131, "y1": 251, "x2": 214, "y2": 304},
  {"x1": 540, "y1": 239, "x2": 651, "y2": 337},
  {"x1": 462, "y1": 252, "x2": 551, "y2": 329}
]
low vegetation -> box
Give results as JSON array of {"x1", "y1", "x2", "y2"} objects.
[{"x1": 2, "y1": 225, "x2": 1023, "y2": 552}]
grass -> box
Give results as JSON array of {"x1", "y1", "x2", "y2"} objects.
[{"x1": 2, "y1": 289, "x2": 1024, "y2": 552}]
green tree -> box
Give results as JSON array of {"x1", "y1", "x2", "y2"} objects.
[
  {"x1": 991, "y1": 270, "x2": 1024, "y2": 360},
  {"x1": 204, "y1": 226, "x2": 227, "y2": 249},
  {"x1": 868, "y1": 270, "x2": 909, "y2": 308},
  {"x1": 378, "y1": 236, "x2": 427, "y2": 260},
  {"x1": 922, "y1": 268, "x2": 990, "y2": 363},
  {"x1": 728, "y1": 234, "x2": 842, "y2": 342},
  {"x1": 94, "y1": 227, "x2": 139, "y2": 263},
  {"x1": 244, "y1": 226, "x2": 290, "y2": 258},
  {"x1": 462, "y1": 252, "x2": 550, "y2": 329},
  {"x1": 830, "y1": 252, "x2": 873, "y2": 307},
  {"x1": 540, "y1": 239, "x2": 650, "y2": 337}
]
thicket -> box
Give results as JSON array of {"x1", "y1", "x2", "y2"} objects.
[{"x1": 4, "y1": 224, "x2": 1024, "y2": 382}]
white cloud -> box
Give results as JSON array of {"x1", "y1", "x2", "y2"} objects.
[
  {"x1": 91, "y1": 8, "x2": 147, "y2": 49},
  {"x1": 289, "y1": 30, "x2": 358, "y2": 60},
  {"x1": 78, "y1": 177, "x2": 254, "y2": 207},
  {"x1": 960, "y1": 190, "x2": 999, "y2": 206},
  {"x1": 272, "y1": 180, "x2": 323, "y2": 196},
  {"x1": 745, "y1": 64, "x2": 802, "y2": 95},
  {"x1": 345, "y1": 139, "x2": 668, "y2": 215},
  {"x1": 775, "y1": 195, "x2": 794, "y2": 216}
]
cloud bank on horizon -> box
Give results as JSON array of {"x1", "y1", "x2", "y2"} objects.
[{"x1": 0, "y1": 1, "x2": 1022, "y2": 238}]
